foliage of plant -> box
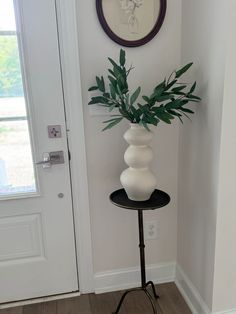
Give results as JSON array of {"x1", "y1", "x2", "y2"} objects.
[
  {"x1": 88, "y1": 49, "x2": 201, "y2": 131},
  {"x1": 0, "y1": 36, "x2": 23, "y2": 97}
]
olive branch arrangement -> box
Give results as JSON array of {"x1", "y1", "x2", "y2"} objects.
[{"x1": 88, "y1": 49, "x2": 201, "y2": 131}]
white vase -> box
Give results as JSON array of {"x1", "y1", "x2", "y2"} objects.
[{"x1": 120, "y1": 123, "x2": 157, "y2": 201}]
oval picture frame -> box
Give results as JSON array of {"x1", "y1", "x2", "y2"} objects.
[{"x1": 96, "y1": 0, "x2": 167, "y2": 47}]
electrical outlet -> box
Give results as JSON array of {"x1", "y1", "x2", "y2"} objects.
[{"x1": 144, "y1": 221, "x2": 157, "y2": 240}]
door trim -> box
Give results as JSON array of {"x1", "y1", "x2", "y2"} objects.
[{"x1": 55, "y1": 0, "x2": 94, "y2": 293}]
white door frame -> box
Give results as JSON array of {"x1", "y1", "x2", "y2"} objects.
[{"x1": 55, "y1": 0, "x2": 94, "y2": 293}]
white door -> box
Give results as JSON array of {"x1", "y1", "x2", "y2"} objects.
[{"x1": 0, "y1": 0, "x2": 78, "y2": 303}]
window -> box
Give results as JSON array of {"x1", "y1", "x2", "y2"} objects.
[{"x1": 0, "y1": 0, "x2": 36, "y2": 197}]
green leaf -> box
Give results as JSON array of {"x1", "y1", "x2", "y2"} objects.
[
  {"x1": 178, "y1": 110, "x2": 192, "y2": 121},
  {"x1": 142, "y1": 96, "x2": 150, "y2": 103},
  {"x1": 154, "y1": 80, "x2": 166, "y2": 91},
  {"x1": 155, "y1": 94, "x2": 174, "y2": 102},
  {"x1": 102, "y1": 117, "x2": 123, "y2": 131},
  {"x1": 88, "y1": 96, "x2": 107, "y2": 105},
  {"x1": 187, "y1": 94, "x2": 201, "y2": 101},
  {"x1": 108, "y1": 69, "x2": 115, "y2": 77},
  {"x1": 124, "y1": 93, "x2": 130, "y2": 110},
  {"x1": 172, "y1": 85, "x2": 187, "y2": 93},
  {"x1": 167, "y1": 109, "x2": 182, "y2": 117},
  {"x1": 110, "y1": 67, "x2": 126, "y2": 89},
  {"x1": 119, "y1": 49, "x2": 126, "y2": 67},
  {"x1": 117, "y1": 84, "x2": 124, "y2": 99},
  {"x1": 103, "y1": 92, "x2": 110, "y2": 98},
  {"x1": 108, "y1": 59, "x2": 125, "y2": 79},
  {"x1": 189, "y1": 81, "x2": 196, "y2": 94},
  {"x1": 173, "y1": 91, "x2": 186, "y2": 96},
  {"x1": 95, "y1": 77, "x2": 100, "y2": 89},
  {"x1": 130, "y1": 87, "x2": 141, "y2": 105},
  {"x1": 138, "y1": 104, "x2": 148, "y2": 113},
  {"x1": 117, "y1": 76, "x2": 125, "y2": 90},
  {"x1": 165, "y1": 79, "x2": 177, "y2": 90},
  {"x1": 179, "y1": 107, "x2": 194, "y2": 114},
  {"x1": 130, "y1": 106, "x2": 142, "y2": 122},
  {"x1": 179, "y1": 99, "x2": 189, "y2": 106},
  {"x1": 88, "y1": 86, "x2": 98, "y2": 91},
  {"x1": 175, "y1": 62, "x2": 193, "y2": 78},
  {"x1": 146, "y1": 115, "x2": 159, "y2": 126},
  {"x1": 167, "y1": 109, "x2": 183, "y2": 123},
  {"x1": 108, "y1": 104, "x2": 117, "y2": 112},
  {"x1": 140, "y1": 120, "x2": 150, "y2": 131},
  {"x1": 109, "y1": 84, "x2": 116, "y2": 99},
  {"x1": 113, "y1": 66, "x2": 121, "y2": 79},
  {"x1": 96, "y1": 76, "x2": 105, "y2": 92},
  {"x1": 154, "y1": 80, "x2": 166, "y2": 96},
  {"x1": 108, "y1": 57, "x2": 119, "y2": 69},
  {"x1": 119, "y1": 108, "x2": 130, "y2": 120},
  {"x1": 153, "y1": 110, "x2": 174, "y2": 124},
  {"x1": 103, "y1": 117, "x2": 121, "y2": 123},
  {"x1": 165, "y1": 99, "x2": 182, "y2": 110},
  {"x1": 108, "y1": 75, "x2": 117, "y2": 87}
]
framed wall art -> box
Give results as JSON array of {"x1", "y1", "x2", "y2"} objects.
[{"x1": 96, "y1": 0, "x2": 167, "y2": 47}]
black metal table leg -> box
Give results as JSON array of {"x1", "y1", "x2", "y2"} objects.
[
  {"x1": 112, "y1": 210, "x2": 158, "y2": 314},
  {"x1": 138, "y1": 209, "x2": 146, "y2": 288},
  {"x1": 145, "y1": 281, "x2": 159, "y2": 299},
  {"x1": 144, "y1": 288, "x2": 158, "y2": 314},
  {"x1": 112, "y1": 288, "x2": 142, "y2": 314}
]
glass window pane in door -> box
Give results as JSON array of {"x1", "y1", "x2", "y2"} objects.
[
  {"x1": 0, "y1": 36, "x2": 26, "y2": 118},
  {"x1": 0, "y1": 120, "x2": 35, "y2": 195},
  {"x1": 0, "y1": 0, "x2": 16, "y2": 31},
  {"x1": 0, "y1": 0, "x2": 36, "y2": 197}
]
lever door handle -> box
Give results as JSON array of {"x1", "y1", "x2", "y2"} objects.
[
  {"x1": 36, "y1": 160, "x2": 52, "y2": 165},
  {"x1": 36, "y1": 152, "x2": 51, "y2": 168},
  {"x1": 36, "y1": 151, "x2": 64, "y2": 168}
]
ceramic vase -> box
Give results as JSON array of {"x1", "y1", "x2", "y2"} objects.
[{"x1": 120, "y1": 123, "x2": 157, "y2": 201}]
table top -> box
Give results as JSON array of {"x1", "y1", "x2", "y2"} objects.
[{"x1": 110, "y1": 189, "x2": 170, "y2": 210}]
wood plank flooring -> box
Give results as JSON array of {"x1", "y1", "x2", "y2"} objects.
[{"x1": 0, "y1": 283, "x2": 191, "y2": 314}]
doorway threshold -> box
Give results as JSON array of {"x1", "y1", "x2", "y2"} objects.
[{"x1": 0, "y1": 291, "x2": 80, "y2": 309}]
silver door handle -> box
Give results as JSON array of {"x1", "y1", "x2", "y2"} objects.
[{"x1": 36, "y1": 151, "x2": 65, "y2": 168}]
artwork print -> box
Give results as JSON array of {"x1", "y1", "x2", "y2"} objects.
[{"x1": 102, "y1": 0, "x2": 161, "y2": 41}]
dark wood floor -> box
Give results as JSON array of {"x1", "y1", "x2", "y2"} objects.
[{"x1": 0, "y1": 283, "x2": 191, "y2": 314}]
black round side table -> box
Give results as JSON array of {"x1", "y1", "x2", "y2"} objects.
[{"x1": 110, "y1": 189, "x2": 170, "y2": 314}]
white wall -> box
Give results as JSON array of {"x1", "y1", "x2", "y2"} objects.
[
  {"x1": 178, "y1": 0, "x2": 226, "y2": 310},
  {"x1": 212, "y1": 2, "x2": 236, "y2": 311},
  {"x1": 76, "y1": 0, "x2": 182, "y2": 274}
]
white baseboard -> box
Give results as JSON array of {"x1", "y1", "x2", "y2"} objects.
[
  {"x1": 175, "y1": 264, "x2": 211, "y2": 314},
  {"x1": 215, "y1": 311, "x2": 236, "y2": 314},
  {"x1": 175, "y1": 264, "x2": 236, "y2": 314},
  {"x1": 94, "y1": 262, "x2": 176, "y2": 294}
]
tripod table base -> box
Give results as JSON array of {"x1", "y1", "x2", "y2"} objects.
[{"x1": 112, "y1": 280, "x2": 159, "y2": 314}]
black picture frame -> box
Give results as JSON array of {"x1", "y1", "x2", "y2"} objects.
[{"x1": 96, "y1": 0, "x2": 167, "y2": 47}]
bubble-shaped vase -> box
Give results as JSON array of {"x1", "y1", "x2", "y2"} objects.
[{"x1": 120, "y1": 123, "x2": 157, "y2": 201}]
